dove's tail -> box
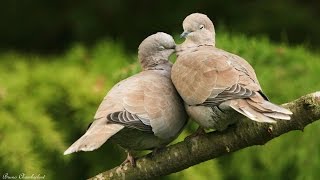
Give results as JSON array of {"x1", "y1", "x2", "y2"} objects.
[
  {"x1": 64, "y1": 121, "x2": 124, "y2": 155},
  {"x1": 227, "y1": 97, "x2": 292, "y2": 123}
]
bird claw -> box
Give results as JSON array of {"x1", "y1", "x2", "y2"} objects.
[{"x1": 120, "y1": 151, "x2": 136, "y2": 167}]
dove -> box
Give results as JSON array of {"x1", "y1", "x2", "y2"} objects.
[
  {"x1": 64, "y1": 32, "x2": 188, "y2": 165},
  {"x1": 171, "y1": 13, "x2": 292, "y2": 131}
]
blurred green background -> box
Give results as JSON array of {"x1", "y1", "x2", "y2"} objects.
[{"x1": 0, "y1": 0, "x2": 320, "y2": 179}]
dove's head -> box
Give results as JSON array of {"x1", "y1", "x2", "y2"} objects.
[
  {"x1": 138, "y1": 32, "x2": 176, "y2": 70},
  {"x1": 180, "y1": 13, "x2": 215, "y2": 47}
]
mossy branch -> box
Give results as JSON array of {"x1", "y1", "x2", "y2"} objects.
[{"x1": 89, "y1": 91, "x2": 320, "y2": 180}]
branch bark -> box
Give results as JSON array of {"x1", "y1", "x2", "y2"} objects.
[{"x1": 89, "y1": 91, "x2": 320, "y2": 180}]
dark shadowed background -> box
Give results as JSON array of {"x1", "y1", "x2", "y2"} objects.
[{"x1": 1, "y1": 0, "x2": 319, "y2": 53}]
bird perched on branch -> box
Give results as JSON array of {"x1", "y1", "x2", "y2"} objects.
[
  {"x1": 171, "y1": 13, "x2": 292, "y2": 131},
  {"x1": 64, "y1": 32, "x2": 187, "y2": 165}
]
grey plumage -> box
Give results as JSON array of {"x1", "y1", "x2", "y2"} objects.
[
  {"x1": 64, "y1": 32, "x2": 187, "y2": 156},
  {"x1": 171, "y1": 13, "x2": 292, "y2": 131}
]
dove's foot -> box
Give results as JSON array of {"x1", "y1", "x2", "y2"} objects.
[{"x1": 121, "y1": 151, "x2": 136, "y2": 167}]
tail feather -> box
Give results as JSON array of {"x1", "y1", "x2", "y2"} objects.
[
  {"x1": 64, "y1": 121, "x2": 124, "y2": 155},
  {"x1": 229, "y1": 101, "x2": 276, "y2": 123},
  {"x1": 246, "y1": 100, "x2": 269, "y2": 112},
  {"x1": 260, "y1": 101, "x2": 292, "y2": 115},
  {"x1": 228, "y1": 98, "x2": 292, "y2": 123},
  {"x1": 263, "y1": 112, "x2": 291, "y2": 120}
]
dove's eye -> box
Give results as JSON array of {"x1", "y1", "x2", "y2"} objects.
[
  {"x1": 159, "y1": 46, "x2": 165, "y2": 50},
  {"x1": 199, "y1": 25, "x2": 204, "y2": 30}
]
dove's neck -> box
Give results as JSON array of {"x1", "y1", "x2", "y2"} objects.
[
  {"x1": 176, "y1": 42, "x2": 215, "y2": 57},
  {"x1": 142, "y1": 59, "x2": 172, "y2": 78},
  {"x1": 177, "y1": 33, "x2": 215, "y2": 55},
  {"x1": 141, "y1": 56, "x2": 169, "y2": 69}
]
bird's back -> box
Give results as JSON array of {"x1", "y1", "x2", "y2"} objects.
[
  {"x1": 98, "y1": 68, "x2": 187, "y2": 139},
  {"x1": 172, "y1": 45, "x2": 262, "y2": 105}
]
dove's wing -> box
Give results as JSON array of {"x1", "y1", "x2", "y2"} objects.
[
  {"x1": 117, "y1": 70, "x2": 187, "y2": 140},
  {"x1": 63, "y1": 73, "x2": 152, "y2": 155},
  {"x1": 143, "y1": 71, "x2": 187, "y2": 140},
  {"x1": 172, "y1": 46, "x2": 291, "y2": 123},
  {"x1": 96, "y1": 74, "x2": 154, "y2": 132},
  {"x1": 106, "y1": 111, "x2": 152, "y2": 132},
  {"x1": 172, "y1": 46, "x2": 261, "y2": 106}
]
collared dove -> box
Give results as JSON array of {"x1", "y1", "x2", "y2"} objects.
[
  {"x1": 64, "y1": 32, "x2": 188, "y2": 165},
  {"x1": 171, "y1": 13, "x2": 292, "y2": 131}
]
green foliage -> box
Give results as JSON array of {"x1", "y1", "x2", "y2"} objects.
[
  {"x1": 0, "y1": 41, "x2": 131, "y2": 179},
  {"x1": 0, "y1": 32, "x2": 319, "y2": 179}
]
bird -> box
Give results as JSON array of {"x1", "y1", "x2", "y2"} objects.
[
  {"x1": 64, "y1": 32, "x2": 188, "y2": 165},
  {"x1": 171, "y1": 13, "x2": 292, "y2": 131}
]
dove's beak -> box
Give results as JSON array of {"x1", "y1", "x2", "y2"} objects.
[{"x1": 180, "y1": 31, "x2": 190, "y2": 38}]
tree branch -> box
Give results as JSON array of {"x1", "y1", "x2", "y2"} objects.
[{"x1": 89, "y1": 91, "x2": 320, "y2": 180}]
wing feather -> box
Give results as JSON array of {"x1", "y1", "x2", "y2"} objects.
[
  {"x1": 172, "y1": 46, "x2": 262, "y2": 107},
  {"x1": 107, "y1": 111, "x2": 152, "y2": 132}
]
